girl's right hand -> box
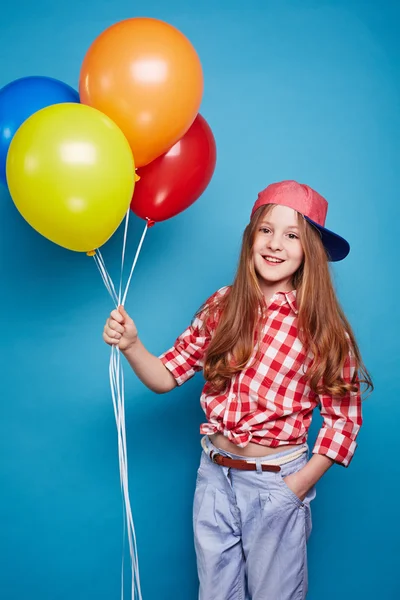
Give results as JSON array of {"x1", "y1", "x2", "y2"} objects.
[{"x1": 103, "y1": 305, "x2": 138, "y2": 352}]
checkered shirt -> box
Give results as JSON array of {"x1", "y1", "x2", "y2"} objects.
[{"x1": 159, "y1": 287, "x2": 362, "y2": 467}]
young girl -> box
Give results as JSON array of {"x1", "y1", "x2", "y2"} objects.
[{"x1": 103, "y1": 180, "x2": 372, "y2": 600}]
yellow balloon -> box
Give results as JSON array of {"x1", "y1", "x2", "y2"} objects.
[{"x1": 6, "y1": 103, "x2": 135, "y2": 252}]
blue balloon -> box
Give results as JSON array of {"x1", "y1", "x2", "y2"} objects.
[{"x1": 0, "y1": 76, "x2": 80, "y2": 185}]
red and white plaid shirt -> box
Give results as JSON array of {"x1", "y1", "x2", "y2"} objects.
[{"x1": 160, "y1": 286, "x2": 362, "y2": 467}]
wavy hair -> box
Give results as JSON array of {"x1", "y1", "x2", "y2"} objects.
[{"x1": 201, "y1": 204, "x2": 373, "y2": 397}]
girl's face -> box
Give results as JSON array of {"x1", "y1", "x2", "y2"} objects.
[{"x1": 252, "y1": 205, "x2": 304, "y2": 293}]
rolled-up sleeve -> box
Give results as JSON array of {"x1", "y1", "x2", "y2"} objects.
[
  {"x1": 159, "y1": 288, "x2": 227, "y2": 386},
  {"x1": 312, "y1": 350, "x2": 362, "y2": 467}
]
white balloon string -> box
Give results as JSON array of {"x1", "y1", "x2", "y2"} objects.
[
  {"x1": 121, "y1": 221, "x2": 149, "y2": 307},
  {"x1": 110, "y1": 357, "x2": 132, "y2": 600},
  {"x1": 109, "y1": 348, "x2": 127, "y2": 474},
  {"x1": 111, "y1": 339, "x2": 142, "y2": 599},
  {"x1": 109, "y1": 346, "x2": 142, "y2": 599},
  {"x1": 93, "y1": 254, "x2": 118, "y2": 307},
  {"x1": 93, "y1": 216, "x2": 152, "y2": 600},
  {"x1": 95, "y1": 253, "x2": 118, "y2": 304},
  {"x1": 97, "y1": 250, "x2": 119, "y2": 305},
  {"x1": 113, "y1": 338, "x2": 143, "y2": 598},
  {"x1": 93, "y1": 248, "x2": 143, "y2": 599},
  {"x1": 114, "y1": 215, "x2": 148, "y2": 600},
  {"x1": 110, "y1": 349, "x2": 127, "y2": 600},
  {"x1": 118, "y1": 357, "x2": 142, "y2": 600},
  {"x1": 93, "y1": 255, "x2": 115, "y2": 305},
  {"x1": 111, "y1": 347, "x2": 142, "y2": 600},
  {"x1": 119, "y1": 210, "x2": 131, "y2": 305}
]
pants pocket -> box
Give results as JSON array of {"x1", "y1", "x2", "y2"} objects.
[
  {"x1": 277, "y1": 471, "x2": 305, "y2": 508},
  {"x1": 275, "y1": 454, "x2": 310, "y2": 508}
]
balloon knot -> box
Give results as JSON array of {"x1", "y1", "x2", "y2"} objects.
[
  {"x1": 86, "y1": 250, "x2": 96, "y2": 257},
  {"x1": 146, "y1": 218, "x2": 155, "y2": 228},
  {"x1": 134, "y1": 173, "x2": 141, "y2": 182}
]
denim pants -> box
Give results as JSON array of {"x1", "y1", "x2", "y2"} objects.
[{"x1": 193, "y1": 437, "x2": 317, "y2": 600}]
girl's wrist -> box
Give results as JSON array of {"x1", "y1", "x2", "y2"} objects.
[{"x1": 121, "y1": 337, "x2": 139, "y2": 355}]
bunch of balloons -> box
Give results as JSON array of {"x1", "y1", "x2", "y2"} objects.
[{"x1": 0, "y1": 17, "x2": 217, "y2": 254}]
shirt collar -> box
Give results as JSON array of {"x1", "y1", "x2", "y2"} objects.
[{"x1": 270, "y1": 289, "x2": 298, "y2": 315}]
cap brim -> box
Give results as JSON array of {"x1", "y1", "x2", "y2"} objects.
[{"x1": 304, "y1": 217, "x2": 350, "y2": 262}]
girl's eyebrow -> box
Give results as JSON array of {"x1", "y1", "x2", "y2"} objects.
[{"x1": 259, "y1": 221, "x2": 299, "y2": 230}]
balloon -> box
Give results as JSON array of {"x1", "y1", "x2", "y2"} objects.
[
  {"x1": 0, "y1": 76, "x2": 79, "y2": 185},
  {"x1": 130, "y1": 114, "x2": 216, "y2": 222},
  {"x1": 79, "y1": 18, "x2": 203, "y2": 168},
  {"x1": 6, "y1": 103, "x2": 135, "y2": 253}
]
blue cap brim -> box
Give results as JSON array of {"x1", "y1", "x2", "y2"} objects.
[{"x1": 304, "y1": 217, "x2": 350, "y2": 262}]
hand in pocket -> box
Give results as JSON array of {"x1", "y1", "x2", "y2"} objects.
[{"x1": 282, "y1": 472, "x2": 308, "y2": 502}]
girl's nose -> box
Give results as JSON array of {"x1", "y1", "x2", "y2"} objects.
[{"x1": 268, "y1": 234, "x2": 282, "y2": 251}]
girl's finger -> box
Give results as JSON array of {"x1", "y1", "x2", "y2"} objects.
[
  {"x1": 118, "y1": 305, "x2": 129, "y2": 319},
  {"x1": 108, "y1": 320, "x2": 125, "y2": 334},
  {"x1": 103, "y1": 332, "x2": 120, "y2": 345},
  {"x1": 110, "y1": 309, "x2": 124, "y2": 323},
  {"x1": 105, "y1": 328, "x2": 121, "y2": 339}
]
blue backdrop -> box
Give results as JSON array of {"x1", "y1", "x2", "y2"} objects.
[{"x1": 0, "y1": 1, "x2": 398, "y2": 598}]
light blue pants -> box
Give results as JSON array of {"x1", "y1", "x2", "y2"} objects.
[{"x1": 193, "y1": 437, "x2": 317, "y2": 600}]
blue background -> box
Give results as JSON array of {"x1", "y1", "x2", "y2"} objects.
[{"x1": 0, "y1": 1, "x2": 399, "y2": 598}]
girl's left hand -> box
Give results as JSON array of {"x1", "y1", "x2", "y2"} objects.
[
  {"x1": 283, "y1": 473, "x2": 309, "y2": 502},
  {"x1": 283, "y1": 454, "x2": 333, "y2": 501}
]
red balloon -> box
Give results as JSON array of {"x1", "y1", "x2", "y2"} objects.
[{"x1": 130, "y1": 114, "x2": 216, "y2": 222}]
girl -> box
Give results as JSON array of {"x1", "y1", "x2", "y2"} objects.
[{"x1": 103, "y1": 180, "x2": 373, "y2": 600}]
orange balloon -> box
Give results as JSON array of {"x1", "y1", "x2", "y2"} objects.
[{"x1": 79, "y1": 18, "x2": 203, "y2": 167}]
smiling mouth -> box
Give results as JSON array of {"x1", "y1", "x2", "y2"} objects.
[{"x1": 262, "y1": 256, "x2": 285, "y2": 264}]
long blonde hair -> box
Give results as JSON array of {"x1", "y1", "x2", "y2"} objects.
[{"x1": 201, "y1": 204, "x2": 373, "y2": 396}]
